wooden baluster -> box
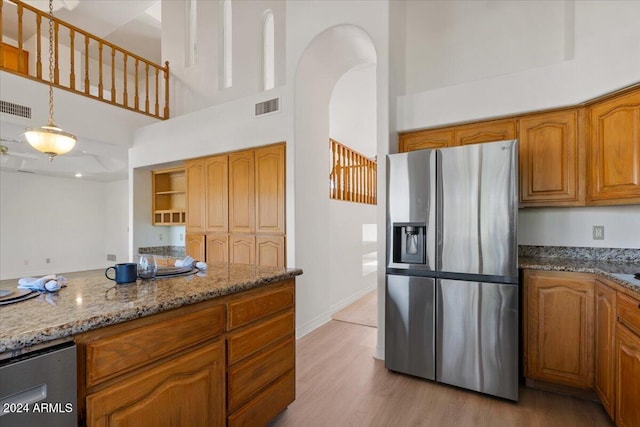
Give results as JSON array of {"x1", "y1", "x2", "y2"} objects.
[
  {"x1": 54, "y1": 21, "x2": 59, "y2": 84},
  {"x1": 111, "y1": 47, "x2": 116, "y2": 102},
  {"x1": 69, "y1": 29, "x2": 75, "y2": 89},
  {"x1": 145, "y1": 62, "x2": 150, "y2": 113},
  {"x1": 36, "y1": 15, "x2": 41, "y2": 78},
  {"x1": 98, "y1": 42, "x2": 103, "y2": 99},
  {"x1": 155, "y1": 67, "x2": 160, "y2": 116},
  {"x1": 17, "y1": 2, "x2": 24, "y2": 73},
  {"x1": 347, "y1": 149, "x2": 352, "y2": 201},
  {"x1": 123, "y1": 53, "x2": 128, "y2": 107},
  {"x1": 164, "y1": 61, "x2": 170, "y2": 118},
  {"x1": 338, "y1": 145, "x2": 343, "y2": 201},
  {"x1": 84, "y1": 35, "x2": 89, "y2": 94},
  {"x1": 134, "y1": 58, "x2": 139, "y2": 110},
  {"x1": 331, "y1": 140, "x2": 336, "y2": 199}
]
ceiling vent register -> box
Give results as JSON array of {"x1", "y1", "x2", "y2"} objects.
[
  {"x1": 0, "y1": 100, "x2": 32, "y2": 119},
  {"x1": 255, "y1": 98, "x2": 279, "y2": 116}
]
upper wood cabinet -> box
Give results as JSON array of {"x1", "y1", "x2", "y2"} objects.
[
  {"x1": 229, "y1": 151, "x2": 256, "y2": 234},
  {"x1": 399, "y1": 128, "x2": 454, "y2": 152},
  {"x1": 152, "y1": 167, "x2": 186, "y2": 225},
  {"x1": 589, "y1": 88, "x2": 640, "y2": 205},
  {"x1": 524, "y1": 270, "x2": 595, "y2": 389},
  {"x1": 185, "y1": 160, "x2": 206, "y2": 233},
  {"x1": 454, "y1": 118, "x2": 516, "y2": 146},
  {"x1": 594, "y1": 280, "x2": 617, "y2": 420},
  {"x1": 205, "y1": 155, "x2": 229, "y2": 233},
  {"x1": 255, "y1": 144, "x2": 286, "y2": 234},
  {"x1": 518, "y1": 109, "x2": 585, "y2": 206}
]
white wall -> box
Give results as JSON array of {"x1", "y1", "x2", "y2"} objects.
[
  {"x1": 0, "y1": 171, "x2": 115, "y2": 279},
  {"x1": 519, "y1": 206, "x2": 640, "y2": 249},
  {"x1": 104, "y1": 179, "x2": 130, "y2": 263}
]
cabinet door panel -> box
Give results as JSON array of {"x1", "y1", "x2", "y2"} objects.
[
  {"x1": 590, "y1": 89, "x2": 640, "y2": 204},
  {"x1": 206, "y1": 234, "x2": 228, "y2": 263},
  {"x1": 186, "y1": 233, "x2": 205, "y2": 261},
  {"x1": 255, "y1": 144, "x2": 285, "y2": 234},
  {"x1": 229, "y1": 235, "x2": 255, "y2": 265},
  {"x1": 399, "y1": 129, "x2": 454, "y2": 152},
  {"x1": 454, "y1": 119, "x2": 516, "y2": 146},
  {"x1": 86, "y1": 341, "x2": 225, "y2": 427},
  {"x1": 519, "y1": 109, "x2": 584, "y2": 206},
  {"x1": 229, "y1": 151, "x2": 255, "y2": 234},
  {"x1": 256, "y1": 236, "x2": 285, "y2": 268},
  {"x1": 185, "y1": 160, "x2": 206, "y2": 233},
  {"x1": 616, "y1": 324, "x2": 640, "y2": 427},
  {"x1": 594, "y1": 282, "x2": 616, "y2": 420},
  {"x1": 525, "y1": 270, "x2": 594, "y2": 388},
  {"x1": 206, "y1": 155, "x2": 229, "y2": 233}
]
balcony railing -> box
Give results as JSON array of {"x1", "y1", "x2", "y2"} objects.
[
  {"x1": 0, "y1": 0, "x2": 169, "y2": 119},
  {"x1": 329, "y1": 138, "x2": 377, "y2": 205}
]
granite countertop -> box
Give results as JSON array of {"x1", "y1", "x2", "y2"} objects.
[
  {"x1": 0, "y1": 264, "x2": 302, "y2": 356},
  {"x1": 519, "y1": 256, "x2": 640, "y2": 294},
  {"x1": 138, "y1": 246, "x2": 186, "y2": 258}
]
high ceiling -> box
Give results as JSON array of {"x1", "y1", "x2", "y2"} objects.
[{"x1": 0, "y1": 0, "x2": 162, "y2": 181}]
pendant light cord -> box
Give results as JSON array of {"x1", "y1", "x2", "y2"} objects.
[{"x1": 48, "y1": 0, "x2": 55, "y2": 126}]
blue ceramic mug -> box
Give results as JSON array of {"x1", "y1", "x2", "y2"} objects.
[{"x1": 105, "y1": 263, "x2": 137, "y2": 284}]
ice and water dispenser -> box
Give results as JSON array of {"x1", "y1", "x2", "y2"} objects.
[{"x1": 392, "y1": 222, "x2": 427, "y2": 265}]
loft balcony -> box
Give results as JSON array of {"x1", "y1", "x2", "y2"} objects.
[{"x1": 0, "y1": 0, "x2": 169, "y2": 120}]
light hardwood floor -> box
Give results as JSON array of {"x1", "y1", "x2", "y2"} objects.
[{"x1": 271, "y1": 320, "x2": 614, "y2": 427}]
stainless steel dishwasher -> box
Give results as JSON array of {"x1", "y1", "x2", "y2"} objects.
[{"x1": 0, "y1": 342, "x2": 77, "y2": 427}]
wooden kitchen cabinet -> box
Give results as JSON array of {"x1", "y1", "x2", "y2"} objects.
[
  {"x1": 230, "y1": 235, "x2": 256, "y2": 265},
  {"x1": 615, "y1": 291, "x2": 640, "y2": 427},
  {"x1": 186, "y1": 233, "x2": 205, "y2": 261},
  {"x1": 185, "y1": 159, "x2": 206, "y2": 233},
  {"x1": 589, "y1": 86, "x2": 640, "y2": 205},
  {"x1": 595, "y1": 280, "x2": 617, "y2": 420},
  {"x1": 86, "y1": 340, "x2": 225, "y2": 427},
  {"x1": 229, "y1": 150, "x2": 256, "y2": 234},
  {"x1": 152, "y1": 167, "x2": 186, "y2": 225},
  {"x1": 518, "y1": 109, "x2": 586, "y2": 207},
  {"x1": 206, "y1": 234, "x2": 229, "y2": 263},
  {"x1": 399, "y1": 128, "x2": 454, "y2": 152},
  {"x1": 255, "y1": 144, "x2": 285, "y2": 234},
  {"x1": 524, "y1": 270, "x2": 595, "y2": 389},
  {"x1": 453, "y1": 118, "x2": 516, "y2": 146},
  {"x1": 256, "y1": 235, "x2": 285, "y2": 268},
  {"x1": 205, "y1": 155, "x2": 229, "y2": 233}
]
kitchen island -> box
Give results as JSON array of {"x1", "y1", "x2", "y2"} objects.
[{"x1": 0, "y1": 264, "x2": 302, "y2": 427}]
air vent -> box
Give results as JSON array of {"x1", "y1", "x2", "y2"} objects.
[
  {"x1": 255, "y1": 98, "x2": 279, "y2": 116},
  {"x1": 0, "y1": 100, "x2": 31, "y2": 119}
]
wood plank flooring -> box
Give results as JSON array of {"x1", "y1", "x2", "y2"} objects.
[
  {"x1": 271, "y1": 320, "x2": 614, "y2": 427},
  {"x1": 331, "y1": 290, "x2": 377, "y2": 327}
]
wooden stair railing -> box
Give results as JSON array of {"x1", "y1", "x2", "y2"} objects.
[
  {"x1": 329, "y1": 138, "x2": 377, "y2": 205},
  {"x1": 0, "y1": 0, "x2": 169, "y2": 120}
]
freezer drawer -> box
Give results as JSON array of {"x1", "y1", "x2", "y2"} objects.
[
  {"x1": 436, "y1": 279, "x2": 519, "y2": 401},
  {"x1": 385, "y1": 274, "x2": 435, "y2": 380}
]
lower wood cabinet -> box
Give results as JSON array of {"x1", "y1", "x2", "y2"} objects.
[
  {"x1": 524, "y1": 270, "x2": 595, "y2": 388},
  {"x1": 615, "y1": 291, "x2": 640, "y2": 427},
  {"x1": 186, "y1": 233, "x2": 205, "y2": 261},
  {"x1": 256, "y1": 235, "x2": 286, "y2": 267},
  {"x1": 86, "y1": 341, "x2": 225, "y2": 427},
  {"x1": 230, "y1": 235, "x2": 256, "y2": 265},
  {"x1": 206, "y1": 233, "x2": 229, "y2": 263},
  {"x1": 594, "y1": 280, "x2": 617, "y2": 420}
]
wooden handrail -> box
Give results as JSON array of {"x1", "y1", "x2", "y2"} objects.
[
  {"x1": 0, "y1": 0, "x2": 169, "y2": 120},
  {"x1": 329, "y1": 138, "x2": 377, "y2": 205}
]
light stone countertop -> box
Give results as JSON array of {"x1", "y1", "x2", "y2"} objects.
[
  {"x1": 0, "y1": 264, "x2": 302, "y2": 356},
  {"x1": 519, "y1": 256, "x2": 639, "y2": 294}
]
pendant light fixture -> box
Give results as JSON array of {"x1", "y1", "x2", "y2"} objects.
[{"x1": 24, "y1": 0, "x2": 76, "y2": 162}]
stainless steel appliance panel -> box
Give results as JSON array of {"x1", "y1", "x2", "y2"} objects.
[
  {"x1": 437, "y1": 140, "x2": 518, "y2": 279},
  {"x1": 386, "y1": 150, "x2": 436, "y2": 272},
  {"x1": 436, "y1": 279, "x2": 519, "y2": 401},
  {"x1": 0, "y1": 343, "x2": 77, "y2": 427},
  {"x1": 385, "y1": 274, "x2": 436, "y2": 380}
]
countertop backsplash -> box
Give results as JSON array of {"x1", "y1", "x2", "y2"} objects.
[
  {"x1": 519, "y1": 245, "x2": 640, "y2": 263},
  {"x1": 138, "y1": 246, "x2": 186, "y2": 258}
]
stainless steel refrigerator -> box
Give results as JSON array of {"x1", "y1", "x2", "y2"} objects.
[{"x1": 385, "y1": 140, "x2": 519, "y2": 401}]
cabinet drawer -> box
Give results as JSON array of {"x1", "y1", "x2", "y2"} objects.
[
  {"x1": 228, "y1": 337, "x2": 294, "y2": 412},
  {"x1": 228, "y1": 369, "x2": 295, "y2": 427},
  {"x1": 85, "y1": 304, "x2": 225, "y2": 387},
  {"x1": 618, "y1": 292, "x2": 640, "y2": 335},
  {"x1": 227, "y1": 281, "x2": 294, "y2": 330},
  {"x1": 228, "y1": 311, "x2": 294, "y2": 364}
]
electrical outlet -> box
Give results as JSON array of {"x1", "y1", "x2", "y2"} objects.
[
  {"x1": 107, "y1": 254, "x2": 116, "y2": 262},
  {"x1": 159, "y1": 233, "x2": 164, "y2": 241},
  {"x1": 180, "y1": 233, "x2": 184, "y2": 241},
  {"x1": 46, "y1": 258, "x2": 51, "y2": 264},
  {"x1": 593, "y1": 225, "x2": 605, "y2": 240}
]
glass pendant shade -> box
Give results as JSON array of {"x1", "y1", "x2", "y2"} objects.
[{"x1": 25, "y1": 123, "x2": 77, "y2": 160}]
